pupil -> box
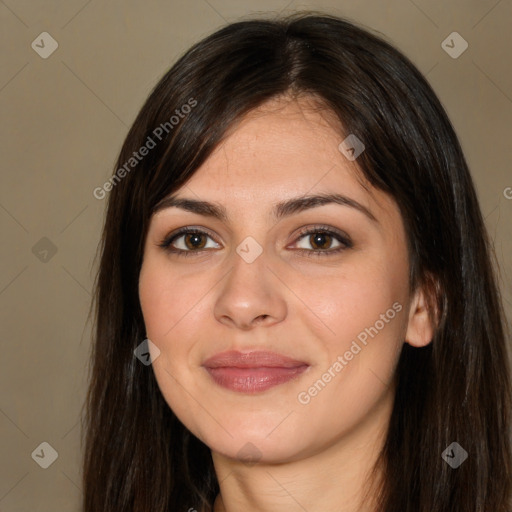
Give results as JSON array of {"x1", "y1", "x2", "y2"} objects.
[
  {"x1": 186, "y1": 233, "x2": 205, "y2": 249},
  {"x1": 311, "y1": 233, "x2": 330, "y2": 249}
]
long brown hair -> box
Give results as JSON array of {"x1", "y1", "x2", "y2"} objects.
[{"x1": 82, "y1": 12, "x2": 512, "y2": 511}]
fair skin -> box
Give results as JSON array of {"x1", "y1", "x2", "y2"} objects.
[{"x1": 138, "y1": 96, "x2": 434, "y2": 512}]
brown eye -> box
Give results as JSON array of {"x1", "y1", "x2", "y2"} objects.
[
  {"x1": 308, "y1": 232, "x2": 334, "y2": 250},
  {"x1": 292, "y1": 226, "x2": 353, "y2": 257},
  {"x1": 183, "y1": 233, "x2": 207, "y2": 250},
  {"x1": 159, "y1": 228, "x2": 220, "y2": 255}
]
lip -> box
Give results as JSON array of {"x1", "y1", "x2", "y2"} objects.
[{"x1": 202, "y1": 350, "x2": 310, "y2": 393}]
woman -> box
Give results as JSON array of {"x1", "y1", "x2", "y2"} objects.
[{"x1": 82, "y1": 13, "x2": 512, "y2": 512}]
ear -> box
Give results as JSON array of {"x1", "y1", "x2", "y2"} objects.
[{"x1": 404, "y1": 285, "x2": 437, "y2": 348}]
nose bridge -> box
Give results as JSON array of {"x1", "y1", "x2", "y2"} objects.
[
  {"x1": 213, "y1": 235, "x2": 286, "y2": 328},
  {"x1": 227, "y1": 235, "x2": 269, "y2": 296}
]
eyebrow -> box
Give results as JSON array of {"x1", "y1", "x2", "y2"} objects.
[{"x1": 153, "y1": 192, "x2": 378, "y2": 224}]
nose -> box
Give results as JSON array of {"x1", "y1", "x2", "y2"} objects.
[{"x1": 213, "y1": 246, "x2": 287, "y2": 330}]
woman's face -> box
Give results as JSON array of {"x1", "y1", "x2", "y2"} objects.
[{"x1": 139, "y1": 97, "x2": 426, "y2": 464}]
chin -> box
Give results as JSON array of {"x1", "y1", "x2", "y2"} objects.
[{"x1": 204, "y1": 422, "x2": 308, "y2": 465}]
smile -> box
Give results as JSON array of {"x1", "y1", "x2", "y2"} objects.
[{"x1": 202, "y1": 350, "x2": 310, "y2": 393}]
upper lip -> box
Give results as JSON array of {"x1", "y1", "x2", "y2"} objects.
[{"x1": 203, "y1": 350, "x2": 309, "y2": 369}]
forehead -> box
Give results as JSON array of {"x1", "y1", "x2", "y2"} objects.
[
  {"x1": 211, "y1": 96, "x2": 349, "y2": 177},
  {"x1": 157, "y1": 97, "x2": 398, "y2": 225}
]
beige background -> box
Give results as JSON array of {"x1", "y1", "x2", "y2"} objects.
[{"x1": 1, "y1": 0, "x2": 511, "y2": 510}]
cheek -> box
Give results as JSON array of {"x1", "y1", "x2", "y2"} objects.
[
  {"x1": 138, "y1": 264, "x2": 172, "y2": 341},
  {"x1": 138, "y1": 258, "x2": 197, "y2": 387},
  {"x1": 138, "y1": 258, "x2": 209, "y2": 432},
  {"x1": 292, "y1": 267, "x2": 407, "y2": 441},
  {"x1": 139, "y1": 257, "x2": 206, "y2": 342},
  {"x1": 299, "y1": 252, "x2": 408, "y2": 347},
  {"x1": 299, "y1": 249, "x2": 409, "y2": 397}
]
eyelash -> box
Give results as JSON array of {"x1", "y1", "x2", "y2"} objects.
[{"x1": 158, "y1": 225, "x2": 353, "y2": 258}]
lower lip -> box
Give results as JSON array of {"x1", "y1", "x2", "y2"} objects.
[{"x1": 204, "y1": 366, "x2": 309, "y2": 393}]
